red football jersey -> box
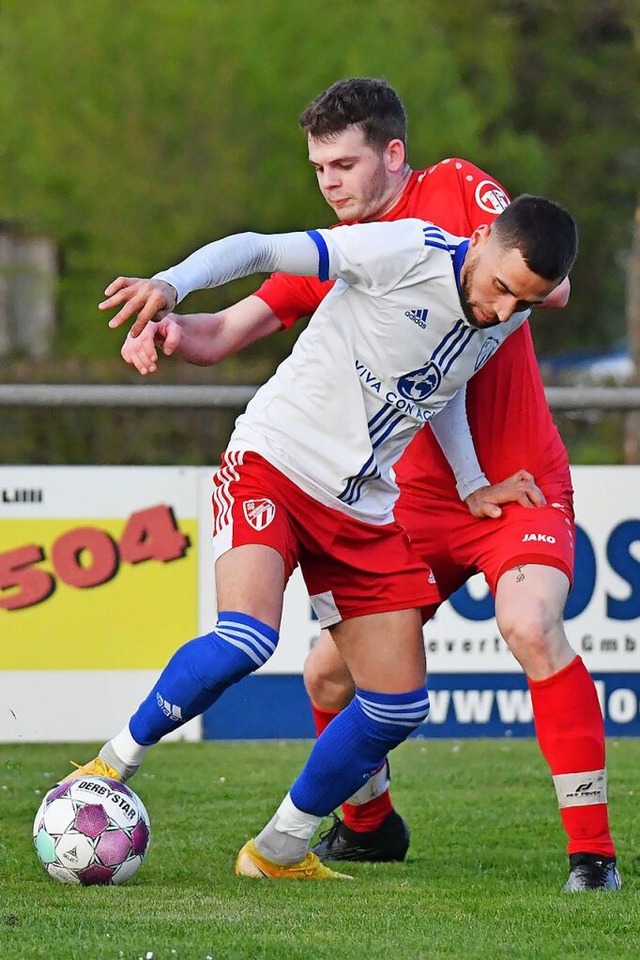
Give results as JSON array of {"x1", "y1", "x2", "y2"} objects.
[{"x1": 255, "y1": 158, "x2": 571, "y2": 503}]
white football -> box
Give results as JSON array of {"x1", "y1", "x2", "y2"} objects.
[{"x1": 33, "y1": 775, "x2": 151, "y2": 885}]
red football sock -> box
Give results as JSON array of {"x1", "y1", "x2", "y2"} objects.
[
  {"x1": 528, "y1": 655, "x2": 615, "y2": 857},
  {"x1": 310, "y1": 701, "x2": 394, "y2": 833},
  {"x1": 342, "y1": 792, "x2": 394, "y2": 833},
  {"x1": 310, "y1": 702, "x2": 340, "y2": 737}
]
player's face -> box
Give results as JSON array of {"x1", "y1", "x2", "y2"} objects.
[
  {"x1": 459, "y1": 228, "x2": 559, "y2": 329},
  {"x1": 308, "y1": 126, "x2": 405, "y2": 222}
]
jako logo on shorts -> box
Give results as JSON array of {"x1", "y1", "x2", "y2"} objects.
[
  {"x1": 522, "y1": 533, "x2": 557, "y2": 543},
  {"x1": 243, "y1": 499, "x2": 276, "y2": 531}
]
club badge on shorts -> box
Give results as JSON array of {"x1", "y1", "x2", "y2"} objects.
[{"x1": 243, "y1": 498, "x2": 276, "y2": 531}]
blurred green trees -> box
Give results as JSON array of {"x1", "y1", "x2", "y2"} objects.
[{"x1": 0, "y1": 0, "x2": 637, "y2": 358}]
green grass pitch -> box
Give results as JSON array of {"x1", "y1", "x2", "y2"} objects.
[{"x1": 2, "y1": 738, "x2": 639, "y2": 960}]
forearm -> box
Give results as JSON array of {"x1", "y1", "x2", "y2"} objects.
[
  {"x1": 169, "y1": 296, "x2": 283, "y2": 366},
  {"x1": 429, "y1": 388, "x2": 488, "y2": 500},
  {"x1": 153, "y1": 232, "x2": 321, "y2": 305}
]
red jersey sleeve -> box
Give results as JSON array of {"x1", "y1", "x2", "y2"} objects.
[{"x1": 255, "y1": 272, "x2": 336, "y2": 329}]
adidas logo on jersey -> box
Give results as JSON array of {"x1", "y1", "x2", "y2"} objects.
[{"x1": 405, "y1": 308, "x2": 429, "y2": 328}]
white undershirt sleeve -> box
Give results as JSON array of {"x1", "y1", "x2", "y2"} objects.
[
  {"x1": 429, "y1": 385, "x2": 489, "y2": 500},
  {"x1": 152, "y1": 232, "x2": 321, "y2": 305}
]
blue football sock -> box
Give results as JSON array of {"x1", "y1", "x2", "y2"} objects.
[
  {"x1": 290, "y1": 685, "x2": 430, "y2": 815},
  {"x1": 129, "y1": 611, "x2": 278, "y2": 745}
]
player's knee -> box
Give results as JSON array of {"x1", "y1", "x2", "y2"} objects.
[
  {"x1": 197, "y1": 612, "x2": 280, "y2": 685},
  {"x1": 303, "y1": 655, "x2": 354, "y2": 709},
  {"x1": 499, "y1": 591, "x2": 552, "y2": 641},
  {"x1": 498, "y1": 602, "x2": 571, "y2": 678},
  {"x1": 303, "y1": 635, "x2": 354, "y2": 710}
]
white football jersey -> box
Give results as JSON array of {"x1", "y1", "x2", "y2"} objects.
[{"x1": 228, "y1": 219, "x2": 527, "y2": 524}]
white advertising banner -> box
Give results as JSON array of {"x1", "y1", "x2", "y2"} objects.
[{"x1": 1, "y1": 464, "x2": 639, "y2": 741}]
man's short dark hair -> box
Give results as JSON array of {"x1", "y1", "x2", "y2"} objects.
[
  {"x1": 493, "y1": 195, "x2": 578, "y2": 280},
  {"x1": 299, "y1": 77, "x2": 407, "y2": 150}
]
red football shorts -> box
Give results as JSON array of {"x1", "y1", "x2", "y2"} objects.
[
  {"x1": 212, "y1": 450, "x2": 439, "y2": 627},
  {"x1": 396, "y1": 487, "x2": 575, "y2": 601}
]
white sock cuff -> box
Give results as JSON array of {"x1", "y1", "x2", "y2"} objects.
[
  {"x1": 110, "y1": 725, "x2": 148, "y2": 767},
  {"x1": 274, "y1": 793, "x2": 322, "y2": 841}
]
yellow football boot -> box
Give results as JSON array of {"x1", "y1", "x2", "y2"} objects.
[
  {"x1": 59, "y1": 756, "x2": 121, "y2": 783},
  {"x1": 235, "y1": 838, "x2": 353, "y2": 880}
]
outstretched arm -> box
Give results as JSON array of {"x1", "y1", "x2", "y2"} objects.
[
  {"x1": 100, "y1": 231, "x2": 322, "y2": 338},
  {"x1": 120, "y1": 295, "x2": 282, "y2": 375},
  {"x1": 101, "y1": 220, "x2": 429, "y2": 340}
]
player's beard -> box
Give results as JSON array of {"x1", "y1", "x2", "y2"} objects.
[{"x1": 459, "y1": 259, "x2": 499, "y2": 329}]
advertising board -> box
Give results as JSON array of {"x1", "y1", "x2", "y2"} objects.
[{"x1": 2, "y1": 465, "x2": 638, "y2": 740}]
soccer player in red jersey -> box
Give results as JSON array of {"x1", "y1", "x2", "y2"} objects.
[{"x1": 115, "y1": 79, "x2": 619, "y2": 892}]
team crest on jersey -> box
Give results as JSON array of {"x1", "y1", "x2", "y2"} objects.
[
  {"x1": 396, "y1": 361, "x2": 442, "y2": 401},
  {"x1": 243, "y1": 498, "x2": 276, "y2": 531},
  {"x1": 475, "y1": 337, "x2": 500, "y2": 371},
  {"x1": 475, "y1": 180, "x2": 510, "y2": 215}
]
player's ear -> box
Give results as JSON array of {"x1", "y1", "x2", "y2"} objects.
[
  {"x1": 468, "y1": 222, "x2": 491, "y2": 249},
  {"x1": 385, "y1": 138, "x2": 406, "y2": 172}
]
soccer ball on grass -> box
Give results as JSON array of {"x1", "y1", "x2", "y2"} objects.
[{"x1": 33, "y1": 775, "x2": 151, "y2": 885}]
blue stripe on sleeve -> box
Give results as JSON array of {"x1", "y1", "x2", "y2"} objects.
[
  {"x1": 451, "y1": 239, "x2": 469, "y2": 294},
  {"x1": 307, "y1": 229, "x2": 330, "y2": 281}
]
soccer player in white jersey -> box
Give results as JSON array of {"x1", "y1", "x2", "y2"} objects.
[{"x1": 67, "y1": 195, "x2": 577, "y2": 880}]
